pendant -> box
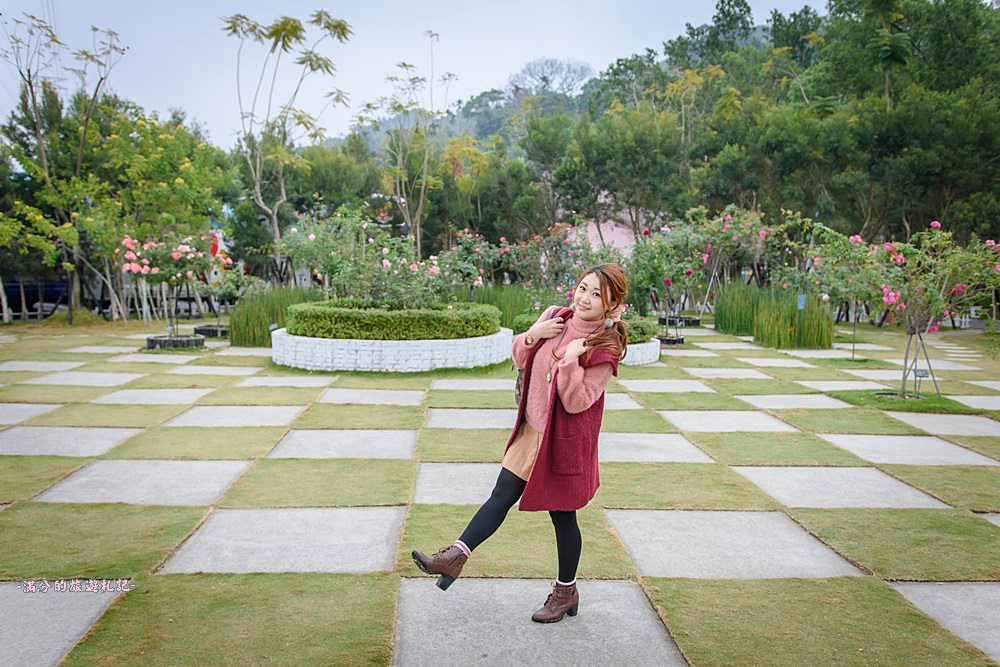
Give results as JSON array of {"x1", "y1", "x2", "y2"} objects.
[{"x1": 546, "y1": 371, "x2": 552, "y2": 383}]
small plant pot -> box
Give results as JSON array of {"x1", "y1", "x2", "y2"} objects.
[
  {"x1": 667, "y1": 316, "x2": 701, "y2": 327},
  {"x1": 147, "y1": 334, "x2": 205, "y2": 350},
  {"x1": 658, "y1": 336, "x2": 685, "y2": 346},
  {"x1": 193, "y1": 324, "x2": 229, "y2": 338}
]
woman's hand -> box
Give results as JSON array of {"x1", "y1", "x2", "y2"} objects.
[
  {"x1": 528, "y1": 316, "x2": 564, "y2": 340},
  {"x1": 562, "y1": 337, "x2": 588, "y2": 360}
]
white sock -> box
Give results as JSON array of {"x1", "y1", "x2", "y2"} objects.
[{"x1": 556, "y1": 578, "x2": 576, "y2": 586}]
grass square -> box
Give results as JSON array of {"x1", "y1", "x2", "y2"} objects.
[
  {"x1": 0, "y1": 502, "x2": 205, "y2": 579},
  {"x1": 813, "y1": 357, "x2": 899, "y2": 370},
  {"x1": 880, "y1": 465, "x2": 1000, "y2": 512},
  {"x1": 0, "y1": 371, "x2": 43, "y2": 384},
  {"x1": 643, "y1": 577, "x2": 995, "y2": 667},
  {"x1": 634, "y1": 392, "x2": 753, "y2": 410},
  {"x1": 62, "y1": 573, "x2": 396, "y2": 667},
  {"x1": 426, "y1": 390, "x2": 513, "y2": 409},
  {"x1": 944, "y1": 436, "x2": 1000, "y2": 461},
  {"x1": 332, "y1": 374, "x2": 433, "y2": 390},
  {"x1": 104, "y1": 427, "x2": 286, "y2": 459},
  {"x1": 0, "y1": 455, "x2": 90, "y2": 502},
  {"x1": 829, "y1": 390, "x2": 978, "y2": 414},
  {"x1": 668, "y1": 356, "x2": 754, "y2": 368},
  {"x1": 760, "y1": 367, "x2": 853, "y2": 381},
  {"x1": 704, "y1": 379, "x2": 807, "y2": 395},
  {"x1": 595, "y1": 462, "x2": 779, "y2": 509},
  {"x1": 416, "y1": 428, "x2": 507, "y2": 462},
  {"x1": 24, "y1": 403, "x2": 185, "y2": 427},
  {"x1": 398, "y1": 504, "x2": 636, "y2": 579},
  {"x1": 601, "y1": 409, "x2": 676, "y2": 433},
  {"x1": 197, "y1": 386, "x2": 324, "y2": 405},
  {"x1": 687, "y1": 432, "x2": 868, "y2": 466},
  {"x1": 0, "y1": 384, "x2": 110, "y2": 403},
  {"x1": 218, "y1": 459, "x2": 417, "y2": 507},
  {"x1": 189, "y1": 355, "x2": 268, "y2": 367},
  {"x1": 615, "y1": 364, "x2": 689, "y2": 379},
  {"x1": 777, "y1": 408, "x2": 926, "y2": 435},
  {"x1": 790, "y1": 508, "x2": 1000, "y2": 580},
  {"x1": 294, "y1": 404, "x2": 424, "y2": 429},
  {"x1": 76, "y1": 361, "x2": 183, "y2": 374},
  {"x1": 125, "y1": 373, "x2": 237, "y2": 389}
]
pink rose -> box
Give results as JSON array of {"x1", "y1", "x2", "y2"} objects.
[
  {"x1": 732, "y1": 235, "x2": 739, "y2": 242},
  {"x1": 428, "y1": 266, "x2": 440, "y2": 276},
  {"x1": 663, "y1": 277, "x2": 672, "y2": 286},
  {"x1": 186, "y1": 270, "x2": 193, "y2": 279},
  {"x1": 758, "y1": 230, "x2": 766, "y2": 239},
  {"x1": 723, "y1": 224, "x2": 730, "y2": 232},
  {"x1": 499, "y1": 236, "x2": 506, "y2": 242},
  {"x1": 724, "y1": 214, "x2": 732, "y2": 221},
  {"x1": 140, "y1": 265, "x2": 150, "y2": 275},
  {"x1": 849, "y1": 235, "x2": 863, "y2": 245},
  {"x1": 171, "y1": 252, "x2": 182, "y2": 260},
  {"x1": 987, "y1": 240, "x2": 996, "y2": 248},
  {"x1": 382, "y1": 259, "x2": 391, "y2": 269},
  {"x1": 684, "y1": 268, "x2": 694, "y2": 276},
  {"x1": 121, "y1": 264, "x2": 130, "y2": 273},
  {"x1": 124, "y1": 251, "x2": 136, "y2": 260},
  {"x1": 150, "y1": 267, "x2": 159, "y2": 274},
  {"x1": 409, "y1": 263, "x2": 418, "y2": 272},
  {"x1": 930, "y1": 220, "x2": 941, "y2": 229},
  {"x1": 308, "y1": 234, "x2": 315, "y2": 241},
  {"x1": 224, "y1": 257, "x2": 233, "y2": 265},
  {"x1": 821, "y1": 293, "x2": 830, "y2": 302},
  {"x1": 896, "y1": 303, "x2": 906, "y2": 311},
  {"x1": 382, "y1": 247, "x2": 389, "y2": 255}
]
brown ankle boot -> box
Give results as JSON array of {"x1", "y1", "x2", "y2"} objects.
[
  {"x1": 411, "y1": 545, "x2": 468, "y2": 591},
  {"x1": 531, "y1": 581, "x2": 579, "y2": 623}
]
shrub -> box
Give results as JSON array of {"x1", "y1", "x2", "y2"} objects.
[
  {"x1": 512, "y1": 312, "x2": 537, "y2": 335},
  {"x1": 229, "y1": 287, "x2": 322, "y2": 347},
  {"x1": 715, "y1": 281, "x2": 759, "y2": 335},
  {"x1": 285, "y1": 302, "x2": 501, "y2": 340},
  {"x1": 752, "y1": 289, "x2": 832, "y2": 348},
  {"x1": 624, "y1": 317, "x2": 659, "y2": 343}
]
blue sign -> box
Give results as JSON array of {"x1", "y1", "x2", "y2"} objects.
[{"x1": 797, "y1": 295, "x2": 806, "y2": 311}]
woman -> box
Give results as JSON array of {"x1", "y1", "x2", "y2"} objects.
[{"x1": 412, "y1": 263, "x2": 629, "y2": 623}]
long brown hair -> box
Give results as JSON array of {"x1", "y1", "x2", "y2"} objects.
[{"x1": 576, "y1": 263, "x2": 629, "y2": 361}]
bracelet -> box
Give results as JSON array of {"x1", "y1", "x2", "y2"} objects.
[{"x1": 525, "y1": 333, "x2": 535, "y2": 345}]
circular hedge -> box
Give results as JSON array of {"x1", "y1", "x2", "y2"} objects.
[{"x1": 285, "y1": 301, "x2": 502, "y2": 340}]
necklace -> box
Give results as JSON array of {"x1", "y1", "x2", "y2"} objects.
[{"x1": 545, "y1": 317, "x2": 605, "y2": 383}]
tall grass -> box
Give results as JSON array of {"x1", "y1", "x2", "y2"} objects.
[
  {"x1": 715, "y1": 282, "x2": 759, "y2": 335},
  {"x1": 447, "y1": 285, "x2": 536, "y2": 329},
  {"x1": 229, "y1": 287, "x2": 322, "y2": 347},
  {"x1": 753, "y1": 289, "x2": 833, "y2": 349}
]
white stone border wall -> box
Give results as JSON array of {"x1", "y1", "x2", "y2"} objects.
[
  {"x1": 622, "y1": 339, "x2": 660, "y2": 366},
  {"x1": 272, "y1": 327, "x2": 514, "y2": 373}
]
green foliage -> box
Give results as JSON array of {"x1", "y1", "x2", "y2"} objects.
[
  {"x1": 752, "y1": 289, "x2": 832, "y2": 349},
  {"x1": 285, "y1": 301, "x2": 500, "y2": 340},
  {"x1": 715, "y1": 281, "x2": 759, "y2": 335},
  {"x1": 511, "y1": 312, "x2": 536, "y2": 335},
  {"x1": 229, "y1": 287, "x2": 322, "y2": 347},
  {"x1": 624, "y1": 316, "x2": 659, "y2": 343},
  {"x1": 450, "y1": 285, "x2": 535, "y2": 329}
]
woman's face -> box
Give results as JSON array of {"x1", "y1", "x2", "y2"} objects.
[{"x1": 572, "y1": 272, "x2": 611, "y2": 322}]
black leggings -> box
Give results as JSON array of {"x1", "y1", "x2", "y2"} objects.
[{"x1": 458, "y1": 468, "x2": 582, "y2": 583}]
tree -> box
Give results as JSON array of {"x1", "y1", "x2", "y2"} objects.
[
  {"x1": 508, "y1": 58, "x2": 593, "y2": 98},
  {"x1": 222, "y1": 11, "x2": 351, "y2": 281}
]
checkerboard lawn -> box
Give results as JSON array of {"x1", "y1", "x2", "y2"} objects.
[{"x1": 0, "y1": 320, "x2": 998, "y2": 665}]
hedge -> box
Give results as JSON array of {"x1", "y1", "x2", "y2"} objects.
[{"x1": 285, "y1": 301, "x2": 502, "y2": 340}]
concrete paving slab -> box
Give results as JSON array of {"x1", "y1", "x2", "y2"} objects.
[
  {"x1": 109, "y1": 353, "x2": 198, "y2": 364},
  {"x1": 204, "y1": 341, "x2": 229, "y2": 349},
  {"x1": 736, "y1": 335, "x2": 755, "y2": 341},
  {"x1": 619, "y1": 379, "x2": 714, "y2": 393},
  {"x1": 885, "y1": 411, "x2": 1000, "y2": 436},
  {"x1": 215, "y1": 346, "x2": 272, "y2": 356},
  {"x1": 237, "y1": 376, "x2": 332, "y2": 387},
  {"x1": 702, "y1": 323, "x2": 715, "y2": 329},
  {"x1": 64, "y1": 345, "x2": 139, "y2": 354},
  {"x1": 946, "y1": 395, "x2": 1000, "y2": 411},
  {"x1": 736, "y1": 394, "x2": 852, "y2": 409},
  {"x1": 832, "y1": 343, "x2": 894, "y2": 351},
  {"x1": 413, "y1": 463, "x2": 499, "y2": 504},
  {"x1": 396, "y1": 579, "x2": 687, "y2": 666},
  {"x1": 731, "y1": 466, "x2": 950, "y2": 508},
  {"x1": 319, "y1": 387, "x2": 425, "y2": 406},
  {"x1": 967, "y1": 381, "x2": 1000, "y2": 391},
  {"x1": 122, "y1": 333, "x2": 160, "y2": 339},
  {"x1": 738, "y1": 357, "x2": 815, "y2": 368},
  {"x1": 817, "y1": 434, "x2": 1000, "y2": 465},
  {"x1": 159, "y1": 507, "x2": 405, "y2": 573},
  {"x1": 0, "y1": 402, "x2": 62, "y2": 424},
  {"x1": 22, "y1": 371, "x2": 143, "y2": 386},
  {"x1": 674, "y1": 328, "x2": 714, "y2": 336},
  {"x1": 603, "y1": 393, "x2": 642, "y2": 410},
  {"x1": 842, "y1": 370, "x2": 908, "y2": 381},
  {"x1": 683, "y1": 367, "x2": 772, "y2": 379},
  {"x1": 985, "y1": 514, "x2": 1000, "y2": 528},
  {"x1": 424, "y1": 408, "x2": 518, "y2": 429},
  {"x1": 0, "y1": 361, "x2": 83, "y2": 372},
  {"x1": 658, "y1": 410, "x2": 798, "y2": 432},
  {"x1": 35, "y1": 459, "x2": 251, "y2": 505},
  {"x1": 660, "y1": 349, "x2": 719, "y2": 357},
  {"x1": 165, "y1": 405, "x2": 304, "y2": 427},
  {"x1": 885, "y1": 358, "x2": 979, "y2": 371},
  {"x1": 269, "y1": 429, "x2": 417, "y2": 458},
  {"x1": 892, "y1": 583, "x2": 1000, "y2": 663},
  {"x1": 0, "y1": 426, "x2": 140, "y2": 456},
  {"x1": 168, "y1": 365, "x2": 263, "y2": 376},
  {"x1": 432, "y1": 379, "x2": 516, "y2": 390},
  {"x1": 0, "y1": 582, "x2": 120, "y2": 667},
  {"x1": 693, "y1": 342, "x2": 763, "y2": 350},
  {"x1": 606, "y1": 510, "x2": 862, "y2": 578},
  {"x1": 598, "y1": 433, "x2": 714, "y2": 462},
  {"x1": 91, "y1": 388, "x2": 213, "y2": 405},
  {"x1": 778, "y1": 349, "x2": 855, "y2": 358},
  {"x1": 797, "y1": 380, "x2": 889, "y2": 391}
]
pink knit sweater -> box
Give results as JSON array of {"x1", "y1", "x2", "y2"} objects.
[{"x1": 512, "y1": 307, "x2": 615, "y2": 433}]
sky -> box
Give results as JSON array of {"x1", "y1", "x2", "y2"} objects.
[{"x1": 0, "y1": 0, "x2": 823, "y2": 149}]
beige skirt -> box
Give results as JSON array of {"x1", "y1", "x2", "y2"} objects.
[{"x1": 501, "y1": 422, "x2": 542, "y2": 482}]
